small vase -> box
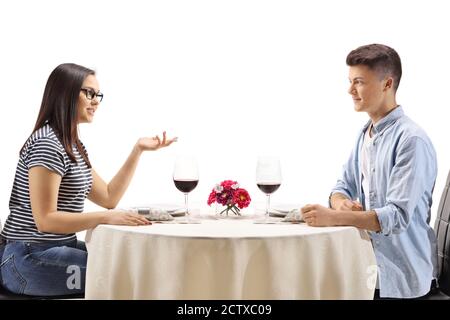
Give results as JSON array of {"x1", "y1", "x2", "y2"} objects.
[{"x1": 215, "y1": 204, "x2": 241, "y2": 217}]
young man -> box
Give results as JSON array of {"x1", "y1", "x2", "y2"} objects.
[{"x1": 301, "y1": 44, "x2": 438, "y2": 299}]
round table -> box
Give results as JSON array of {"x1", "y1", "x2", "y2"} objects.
[{"x1": 84, "y1": 214, "x2": 376, "y2": 299}]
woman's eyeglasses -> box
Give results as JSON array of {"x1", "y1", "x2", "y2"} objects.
[{"x1": 81, "y1": 88, "x2": 104, "y2": 102}]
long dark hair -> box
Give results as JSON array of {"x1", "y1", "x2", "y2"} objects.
[{"x1": 22, "y1": 63, "x2": 94, "y2": 167}]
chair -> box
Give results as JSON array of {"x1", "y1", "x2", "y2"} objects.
[
  {"x1": 0, "y1": 219, "x2": 84, "y2": 300},
  {"x1": 424, "y1": 170, "x2": 450, "y2": 300}
]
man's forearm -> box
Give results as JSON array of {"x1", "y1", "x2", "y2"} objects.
[{"x1": 333, "y1": 210, "x2": 381, "y2": 232}]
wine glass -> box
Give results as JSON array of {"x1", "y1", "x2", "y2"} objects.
[
  {"x1": 173, "y1": 156, "x2": 199, "y2": 220},
  {"x1": 256, "y1": 156, "x2": 282, "y2": 221}
]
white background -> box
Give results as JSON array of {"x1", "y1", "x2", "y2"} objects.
[{"x1": 1, "y1": 0, "x2": 449, "y2": 232}]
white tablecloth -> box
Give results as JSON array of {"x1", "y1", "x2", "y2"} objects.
[{"x1": 85, "y1": 214, "x2": 376, "y2": 299}]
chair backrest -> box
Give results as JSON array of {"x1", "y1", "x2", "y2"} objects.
[
  {"x1": 434, "y1": 171, "x2": 450, "y2": 295},
  {"x1": 0, "y1": 218, "x2": 3, "y2": 245},
  {"x1": 0, "y1": 218, "x2": 3, "y2": 243}
]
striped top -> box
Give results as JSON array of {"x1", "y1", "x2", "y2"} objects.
[{"x1": 1, "y1": 124, "x2": 92, "y2": 242}]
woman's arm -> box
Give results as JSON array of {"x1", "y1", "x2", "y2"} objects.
[
  {"x1": 88, "y1": 131, "x2": 177, "y2": 209},
  {"x1": 88, "y1": 145, "x2": 142, "y2": 209},
  {"x1": 29, "y1": 167, "x2": 150, "y2": 234}
]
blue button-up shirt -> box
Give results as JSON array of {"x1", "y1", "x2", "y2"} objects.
[{"x1": 331, "y1": 106, "x2": 438, "y2": 298}]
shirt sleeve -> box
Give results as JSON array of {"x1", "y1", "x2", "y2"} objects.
[
  {"x1": 25, "y1": 137, "x2": 67, "y2": 177},
  {"x1": 374, "y1": 136, "x2": 437, "y2": 236},
  {"x1": 330, "y1": 147, "x2": 359, "y2": 206}
]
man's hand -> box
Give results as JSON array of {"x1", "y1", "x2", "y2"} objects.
[
  {"x1": 337, "y1": 199, "x2": 363, "y2": 211},
  {"x1": 330, "y1": 193, "x2": 363, "y2": 211},
  {"x1": 301, "y1": 204, "x2": 337, "y2": 227}
]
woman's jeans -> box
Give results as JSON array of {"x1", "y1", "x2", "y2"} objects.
[{"x1": 0, "y1": 237, "x2": 87, "y2": 296}]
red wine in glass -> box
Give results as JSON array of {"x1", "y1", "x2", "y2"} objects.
[
  {"x1": 174, "y1": 179, "x2": 199, "y2": 193},
  {"x1": 256, "y1": 157, "x2": 282, "y2": 221},
  {"x1": 173, "y1": 156, "x2": 199, "y2": 219},
  {"x1": 257, "y1": 183, "x2": 281, "y2": 194}
]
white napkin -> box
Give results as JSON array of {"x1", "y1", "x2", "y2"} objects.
[
  {"x1": 126, "y1": 207, "x2": 175, "y2": 221},
  {"x1": 281, "y1": 209, "x2": 304, "y2": 222},
  {"x1": 269, "y1": 204, "x2": 301, "y2": 217}
]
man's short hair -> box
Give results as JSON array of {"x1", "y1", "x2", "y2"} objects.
[{"x1": 346, "y1": 44, "x2": 402, "y2": 91}]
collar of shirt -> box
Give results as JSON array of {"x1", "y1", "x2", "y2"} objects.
[{"x1": 362, "y1": 105, "x2": 404, "y2": 136}]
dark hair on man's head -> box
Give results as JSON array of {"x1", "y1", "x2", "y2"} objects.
[{"x1": 346, "y1": 44, "x2": 402, "y2": 91}]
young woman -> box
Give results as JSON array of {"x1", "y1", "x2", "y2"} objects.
[{"x1": 0, "y1": 63, "x2": 176, "y2": 297}]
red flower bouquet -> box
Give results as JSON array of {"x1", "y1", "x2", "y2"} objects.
[{"x1": 207, "y1": 180, "x2": 251, "y2": 216}]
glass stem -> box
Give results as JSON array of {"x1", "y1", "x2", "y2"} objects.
[
  {"x1": 184, "y1": 193, "x2": 189, "y2": 215},
  {"x1": 265, "y1": 194, "x2": 270, "y2": 219}
]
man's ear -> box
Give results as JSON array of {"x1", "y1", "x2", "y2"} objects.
[{"x1": 384, "y1": 77, "x2": 394, "y2": 91}]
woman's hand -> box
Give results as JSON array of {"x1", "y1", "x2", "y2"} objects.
[
  {"x1": 136, "y1": 131, "x2": 177, "y2": 152},
  {"x1": 104, "y1": 210, "x2": 151, "y2": 226}
]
